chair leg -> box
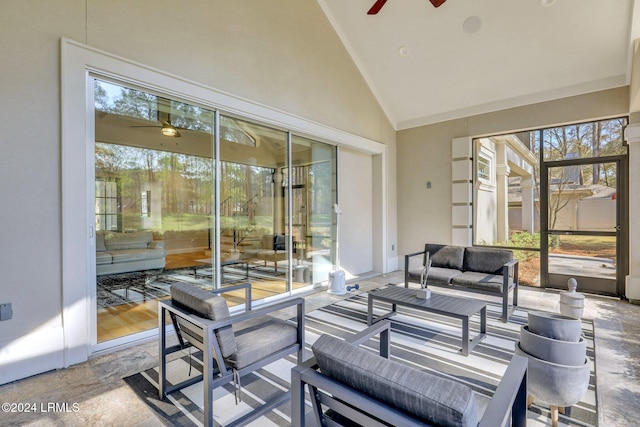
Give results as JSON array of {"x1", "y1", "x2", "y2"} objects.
[
  {"x1": 551, "y1": 405, "x2": 559, "y2": 427},
  {"x1": 527, "y1": 395, "x2": 534, "y2": 409}
]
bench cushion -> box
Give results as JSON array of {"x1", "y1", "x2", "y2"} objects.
[
  {"x1": 226, "y1": 315, "x2": 298, "y2": 369},
  {"x1": 170, "y1": 283, "x2": 237, "y2": 357},
  {"x1": 463, "y1": 247, "x2": 513, "y2": 275},
  {"x1": 312, "y1": 334, "x2": 478, "y2": 427},
  {"x1": 426, "y1": 244, "x2": 465, "y2": 271},
  {"x1": 452, "y1": 271, "x2": 504, "y2": 293}
]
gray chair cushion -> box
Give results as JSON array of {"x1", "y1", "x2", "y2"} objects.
[
  {"x1": 312, "y1": 334, "x2": 478, "y2": 427},
  {"x1": 452, "y1": 271, "x2": 504, "y2": 293},
  {"x1": 226, "y1": 315, "x2": 298, "y2": 369},
  {"x1": 463, "y1": 247, "x2": 513, "y2": 275},
  {"x1": 426, "y1": 244, "x2": 465, "y2": 271},
  {"x1": 170, "y1": 283, "x2": 237, "y2": 357}
]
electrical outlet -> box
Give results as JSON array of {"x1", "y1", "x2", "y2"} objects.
[{"x1": 0, "y1": 303, "x2": 13, "y2": 321}]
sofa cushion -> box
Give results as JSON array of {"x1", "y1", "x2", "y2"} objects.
[
  {"x1": 312, "y1": 335, "x2": 478, "y2": 427},
  {"x1": 426, "y1": 244, "x2": 465, "y2": 271},
  {"x1": 110, "y1": 249, "x2": 164, "y2": 263},
  {"x1": 103, "y1": 231, "x2": 153, "y2": 251},
  {"x1": 96, "y1": 252, "x2": 113, "y2": 265},
  {"x1": 170, "y1": 283, "x2": 237, "y2": 357},
  {"x1": 226, "y1": 315, "x2": 298, "y2": 369},
  {"x1": 408, "y1": 266, "x2": 462, "y2": 286},
  {"x1": 463, "y1": 247, "x2": 513, "y2": 275},
  {"x1": 426, "y1": 266, "x2": 463, "y2": 285},
  {"x1": 452, "y1": 271, "x2": 504, "y2": 293}
]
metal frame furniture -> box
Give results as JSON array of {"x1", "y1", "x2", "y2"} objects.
[
  {"x1": 158, "y1": 282, "x2": 305, "y2": 427},
  {"x1": 405, "y1": 244, "x2": 519, "y2": 322},
  {"x1": 368, "y1": 286, "x2": 487, "y2": 356},
  {"x1": 291, "y1": 321, "x2": 528, "y2": 427}
]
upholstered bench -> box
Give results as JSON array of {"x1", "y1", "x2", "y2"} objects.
[{"x1": 291, "y1": 321, "x2": 528, "y2": 427}]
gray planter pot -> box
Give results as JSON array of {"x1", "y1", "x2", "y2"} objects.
[
  {"x1": 519, "y1": 325, "x2": 586, "y2": 365},
  {"x1": 515, "y1": 341, "x2": 591, "y2": 407},
  {"x1": 528, "y1": 311, "x2": 582, "y2": 342}
]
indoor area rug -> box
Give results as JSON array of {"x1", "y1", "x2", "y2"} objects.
[{"x1": 125, "y1": 286, "x2": 598, "y2": 427}]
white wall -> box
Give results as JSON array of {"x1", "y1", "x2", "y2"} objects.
[
  {"x1": 0, "y1": 0, "x2": 396, "y2": 384},
  {"x1": 338, "y1": 147, "x2": 374, "y2": 275}
]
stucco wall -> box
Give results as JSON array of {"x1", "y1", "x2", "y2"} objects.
[
  {"x1": 0, "y1": 0, "x2": 396, "y2": 384},
  {"x1": 397, "y1": 87, "x2": 629, "y2": 256}
]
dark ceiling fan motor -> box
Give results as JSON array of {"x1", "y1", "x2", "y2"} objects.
[{"x1": 367, "y1": 0, "x2": 447, "y2": 15}]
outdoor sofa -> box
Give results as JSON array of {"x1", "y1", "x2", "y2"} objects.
[
  {"x1": 292, "y1": 320, "x2": 528, "y2": 427},
  {"x1": 405, "y1": 244, "x2": 519, "y2": 322}
]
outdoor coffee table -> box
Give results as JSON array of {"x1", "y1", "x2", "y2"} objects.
[{"x1": 367, "y1": 286, "x2": 487, "y2": 356}]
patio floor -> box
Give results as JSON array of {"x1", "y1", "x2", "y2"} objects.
[{"x1": 0, "y1": 270, "x2": 638, "y2": 426}]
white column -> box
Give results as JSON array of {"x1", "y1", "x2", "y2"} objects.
[
  {"x1": 495, "y1": 141, "x2": 510, "y2": 243},
  {"x1": 625, "y1": 122, "x2": 640, "y2": 303},
  {"x1": 451, "y1": 137, "x2": 473, "y2": 246},
  {"x1": 521, "y1": 177, "x2": 535, "y2": 233}
]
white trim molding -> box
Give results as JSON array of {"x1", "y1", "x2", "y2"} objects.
[{"x1": 61, "y1": 38, "x2": 389, "y2": 363}]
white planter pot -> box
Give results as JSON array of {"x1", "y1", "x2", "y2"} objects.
[
  {"x1": 519, "y1": 325, "x2": 586, "y2": 366},
  {"x1": 515, "y1": 341, "x2": 591, "y2": 407},
  {"x1": 528, "y1": 311, "x2": 582, "y2": 342}
]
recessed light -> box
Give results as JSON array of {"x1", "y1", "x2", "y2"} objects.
[
  {"x1": 463, "y1": 16, "x2": 482, "y2": 34},
  {"x1": 398, "y1": 46, "x2": 410, "y2": 56},
  {"x1": 539, "y1": 0, "x2": 557, "y2": 6}
]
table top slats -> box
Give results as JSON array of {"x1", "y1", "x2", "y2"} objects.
[{"x1": 369, "y1": 286, "x2": 486, "y2": 317}]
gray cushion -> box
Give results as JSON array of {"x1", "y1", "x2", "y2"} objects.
[
  {"x1": 462, "y1": 247, "x2": 513, "y2": 275},
  {"x1": 408, "y1": 267, "x2": 462, "y2": 286},
  {"x1": 103, "y1": 231, "x2": 153, "y2": 251},
  {"x1": 226, "y1": 315, "x2": 298, "y2": 369},
  {"x1": 312, "y1": 335, "x2": 478, "y2": 427},
  {"x1": 452, "y1": 271, "x2": 504, "y2": 293},
  {"x1": 110, "y1": 249, "x2": 163, "y2": 262},
  {"x1": 170, "y1": 283, "x2": 237, "y2": 357},
  {"x1": 426, "y1": 244, "x2": 465, "y2": 270},
  {"x1": 426, "y1": 266, "x2": 463, "y2": 285}
]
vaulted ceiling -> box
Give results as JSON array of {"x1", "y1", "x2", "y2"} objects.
[{"x1": 318, "y1": 0, "x2": 640, "y2": 130}]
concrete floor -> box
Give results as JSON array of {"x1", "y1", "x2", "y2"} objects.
[{"x1": 0, "y1": 271, "x2": 638, "y2": 426}]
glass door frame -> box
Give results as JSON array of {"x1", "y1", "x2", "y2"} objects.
[{"x1": 540, "y1": 155, "x2": 628, "y2": 296}]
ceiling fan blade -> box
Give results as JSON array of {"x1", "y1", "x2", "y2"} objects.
[
  {"x1": 429, "y1": 0, "x2": 447, "y2": 7},
  {"x1": 367, "y1": 0, "x2": 388, "y2": 15}
]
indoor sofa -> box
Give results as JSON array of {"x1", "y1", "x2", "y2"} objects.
[
  {"x1": 405, "y1": 243, "x2": 519, "y2": 322},
  {"x1": 292, "y1": 320, "x2": 528, "y2": 427},
  {"x1": 96, "y1": 230, "x2": 165, "y2": 276}
]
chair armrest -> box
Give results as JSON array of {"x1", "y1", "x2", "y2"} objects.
[
  {"x1": 404, "y1": 250, "x2": 426, "y2": 287},
  {"x1": 502, "y1": 259, "x2": 519, "y2": 286},
  {"x1": 346, "y1": 320, "x2": 391, "y2": 358},
  {"x1": 479, "y1": 355, "x2": 528, "y2": 427},
  {"x1": 159, "y1": 296, "x2": 304, "y2": 332},
  {"x1": 210, "y1": 282, "x2": 252, "y2": 311}
]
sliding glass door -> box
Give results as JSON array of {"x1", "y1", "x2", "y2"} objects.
[{"x1": 92, "y1": 78, "x2": 338, "y2": 344}]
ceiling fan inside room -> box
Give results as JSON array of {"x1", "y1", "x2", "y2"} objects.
[
  {"x1": 130, "y1": 111, "x2": 182, "y2": 137},
  {"x1": 367, "y1": 0, "x2": 447, "y2": 14}
]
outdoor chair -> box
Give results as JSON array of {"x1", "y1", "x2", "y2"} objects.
[
  {"x1": 292, "y1": 320, "x2": 528, "y2": 427},
  {"x1": 158, "y1": 282, "x2": 305, "y2": 427}
]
